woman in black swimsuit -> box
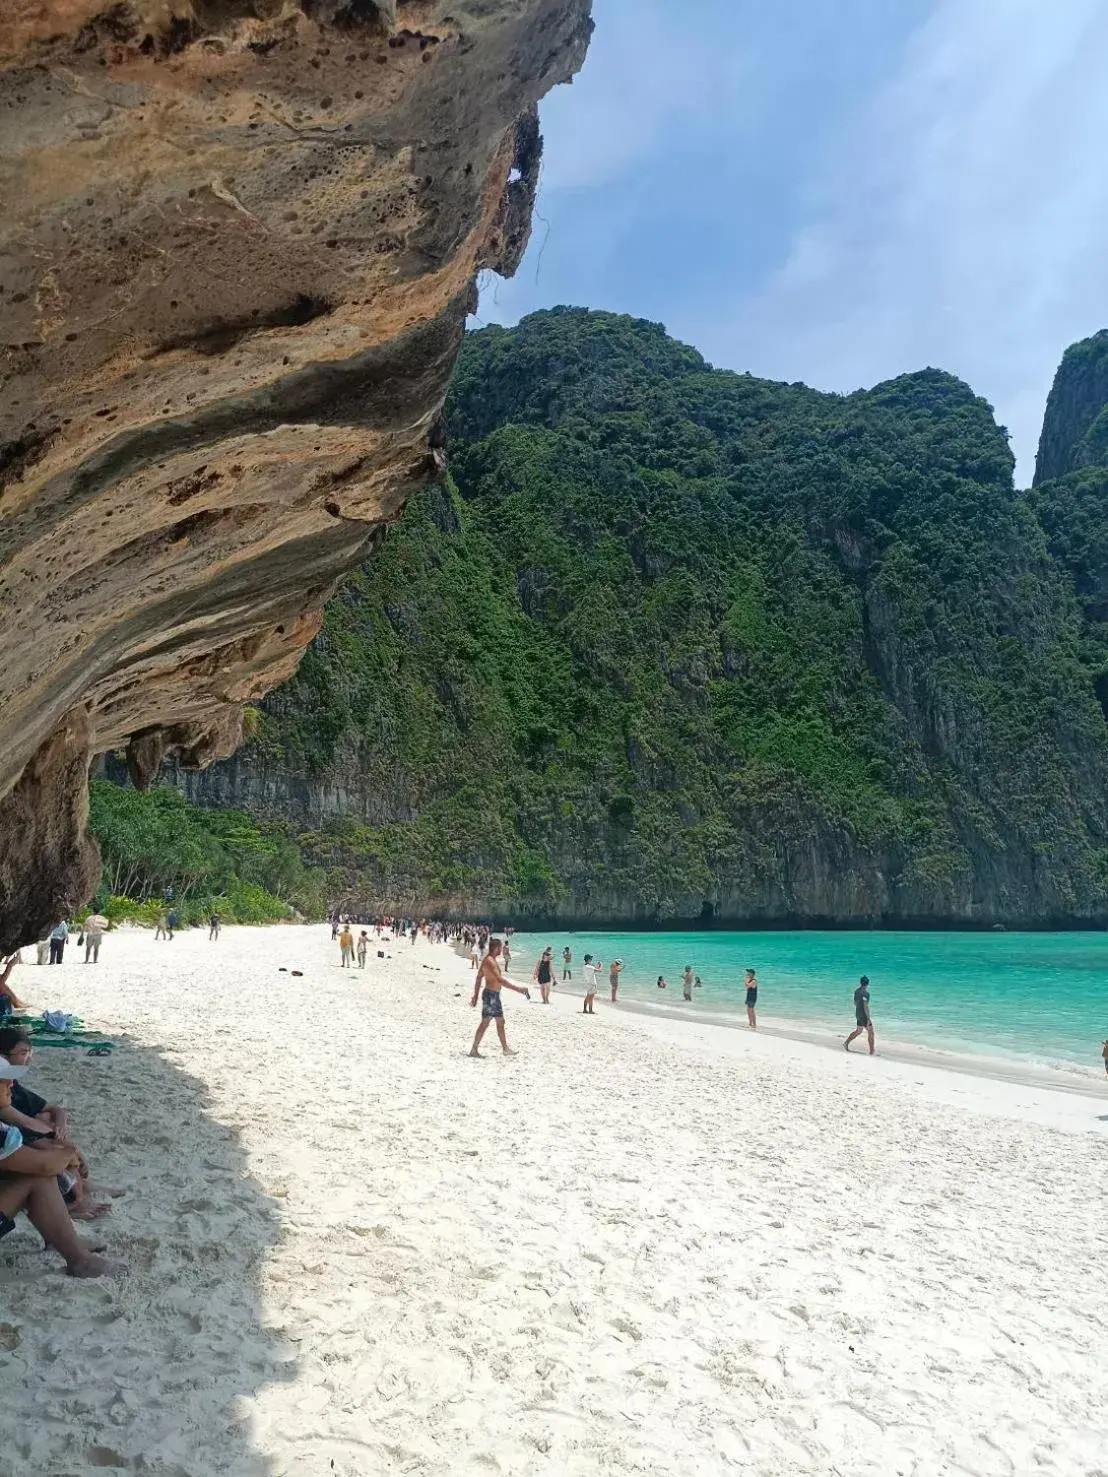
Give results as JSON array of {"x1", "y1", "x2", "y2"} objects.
[
  {"x1": 533, "y1": 947, "x2": 555, "y2": 1005},
  {"x1": 744, "y1": 968, "x2": 758, "y2": 1030}
]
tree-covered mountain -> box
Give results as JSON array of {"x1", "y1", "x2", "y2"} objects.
[{"x1": 130, "y1": 310, "x2": 1108, "y2": 925}]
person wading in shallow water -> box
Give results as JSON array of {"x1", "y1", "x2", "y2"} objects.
[
  {"x1": 469, "y1": 940, "x2": 529, "y2": 1057},
  {"x1": 844, "y1": 975, "x2": 876, "y2": 1055}
]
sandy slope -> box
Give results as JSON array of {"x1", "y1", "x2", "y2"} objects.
[{"x1": 1, "y1": 925, "x2": 1106, "y2": 1477}]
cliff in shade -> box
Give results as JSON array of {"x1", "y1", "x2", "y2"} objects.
[
  {"x1": 156, "y1": 311, "x2": 1108, "y2": 927},
  {"x1": 1034, "y1": 330, "x2": 1108, "y2": 485},
  {"x1": 0, "y1": 0, "x2": 593, "y2": 951}
]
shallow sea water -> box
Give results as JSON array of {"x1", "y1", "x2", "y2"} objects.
[{"x1": 508, "y1": 929, "x2": 1108, "y2": 1075}]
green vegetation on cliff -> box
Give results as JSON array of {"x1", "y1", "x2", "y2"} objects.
[
  {"x1": 111, "y1": 311, "x2": 1108, "y2": 924},
  {"x1": 88, "y1": 780, "x2": 323, "y2": 923}
]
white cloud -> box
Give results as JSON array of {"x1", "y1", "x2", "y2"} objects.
[{"x1": 702, "y1": 0, "x2": 1108, "y2": 482}]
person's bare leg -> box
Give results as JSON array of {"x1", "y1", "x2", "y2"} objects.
[
  {"x1": 747, "y1": 1006, "x2": 756, "y2": 1030},
  {"x1": 495, "y1": 1019, "x2": 517, "y2": 1055},
  {"x1": 866, "y1": 1024, "x2": 876, "y2": 1056},
  {"x1": 844, "y1": 1027, "x2": 863, "y2": 1051},
  {"x1": 469, "y1": 1019, "x2": 491, "y2": 1057},
  {"x1": 0, "y1": 1176, "x2": 120, "y2": 1277}
]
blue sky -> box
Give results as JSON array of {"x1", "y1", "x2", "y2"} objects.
[{"x1": 478, "y1": 0, "x2": 1108, "y2": 482}]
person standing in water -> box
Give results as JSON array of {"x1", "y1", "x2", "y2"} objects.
[
  {"x1": 609, "y1": 958, "x2": 623, "y2": 1003},
  {"x1": 562, "y1": 945, "x2": 572, "y2": 981},
  {"x1": 844, "y1": 975, "x2": 876, "y2": 1054},
  {"x1": 533, "y1": 947, "x2": 555, "y2": 1004},
  {"x1": 1101, "y1": 1038, "x2": 1107, "y2": 1076},
  {"x1": 744, "y1": 968, "x2": 758, "y2": 1030},
  {"x1": 469, "y1": 940, "x2": 529, "y2": 1057},
  {"x1": 682, "y1": 965, "x2": 694, "y2": 1002}
]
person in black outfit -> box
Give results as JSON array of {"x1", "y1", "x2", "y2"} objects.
[
  {"x1": 844, "y1": 975, "x2": 876, "y2": 1055},
  {"x1": 744, "y1": 968, "x2": 758, "y2": 1030},
  {"x1": 533, "y1": 948, "x2": 555, "y2": 1005}
]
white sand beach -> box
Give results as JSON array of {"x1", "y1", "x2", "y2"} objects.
[{"x1": 2, "y1": 924, "x2": 1106, "y2": 1477}]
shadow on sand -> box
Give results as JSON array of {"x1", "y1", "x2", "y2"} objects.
[{"x1": 0, "y1": 1031, "x2": 292, "y2": 1475}]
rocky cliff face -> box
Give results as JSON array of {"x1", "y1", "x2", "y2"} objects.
[
  {"x1": 1034, "y1": 329, "x2": 1108, "y2": 483},
  {"x1": 0, "y1": 0, "x2": 592, "y2": 949}
]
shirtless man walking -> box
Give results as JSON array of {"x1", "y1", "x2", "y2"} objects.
[{"x1": 469, "y1": 940, "x2": 529, "y2": 1057}]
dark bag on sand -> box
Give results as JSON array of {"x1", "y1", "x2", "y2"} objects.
[{"x1": 77, "y1": 934, "x2": 84, "y2": 948}]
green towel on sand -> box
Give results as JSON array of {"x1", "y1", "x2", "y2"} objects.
[{"x1": 9, "y1": 1014, "x2": 113, "y2": 1049}]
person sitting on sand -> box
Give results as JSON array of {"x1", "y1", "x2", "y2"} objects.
[
  {"x1": 0, "y1": 1028, "x2": 69, "y2": 1139},
  {"x1": 469, "y1": 940, "x2": 529, "y2": 1057},
  {"x1": 357, "y1": 931, "x2": 369, "y2": 968},
  {"x1": 0, "y1": 1027, "x2": 116, "y2": 1220},
  {"x1": 0, "y1": 1059, "x2": 121, "y2": 1277},
  {"x1": 844, "y1": 975, "x2": 876, "y2": 1055},
  {"x1": 533, "y1": 947, "x2": 555, "y2": 1005},
  {"x1": 338, "y1": 925, "x2": 354, "y2": 968},
  {"x1": 744, "y1": 968, "x2": 758, "y2": 1030},
  {"x1": 0, "y1": 954, "x2": 27, "y2": 1014},
  {"x1": 657, "y1": 975, "x2": 667, "y2": 989},
  {"x1": 609, "y1": 959, "x2": 623, "y2": 1003}
]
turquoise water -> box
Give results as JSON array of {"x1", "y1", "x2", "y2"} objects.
[{"x1": 509, "y1": 930, "x2": 1108, "y2": 1075}]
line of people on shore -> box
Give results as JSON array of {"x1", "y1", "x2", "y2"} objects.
[
  {"x1": 324, "y1": 909, "x2": 883, "y2": 1058},
  {"x1": 458, "y1": 934, "x2": 879, "y2": 1057}
]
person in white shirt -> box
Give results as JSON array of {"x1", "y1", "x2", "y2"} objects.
[{"x1": 581, "y1": 954, "x2": 601, "y2": 1015}]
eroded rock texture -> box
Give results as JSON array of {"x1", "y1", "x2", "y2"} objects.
[{"x1": 0, "y1": 0, "x2": 592, "y2": 949}]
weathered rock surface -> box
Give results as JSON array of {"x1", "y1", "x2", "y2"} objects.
[{"x1": 0, "y1": 0, "x2": 592, "y2": 949}]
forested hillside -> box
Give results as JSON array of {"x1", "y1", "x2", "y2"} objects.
[{"x1": 112, "y1": 310, "x2": 1108, "y2": 925}]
